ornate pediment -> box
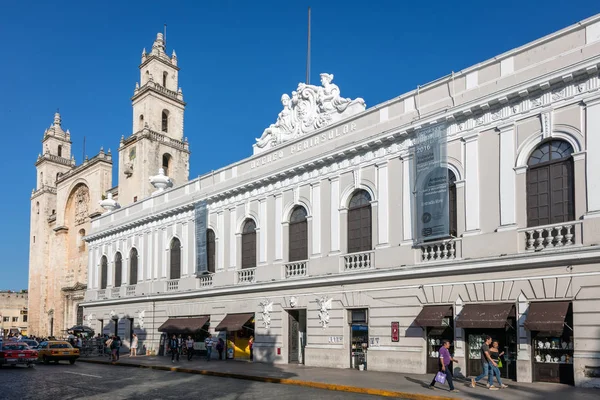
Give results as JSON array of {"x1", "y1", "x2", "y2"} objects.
[{"x1": 254, "y1": 73, "x2": 366, "y2": 154}]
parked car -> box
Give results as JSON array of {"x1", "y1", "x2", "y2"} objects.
[
  {"x1": 0, "y1": 342, "x2": 38, "y2": 367},
  {"x1": 37, "y1": 341, "x2": 80, "y2": 365},
  {"x1": 22, "y1": 339, "x2": 39, "y2": 349}
]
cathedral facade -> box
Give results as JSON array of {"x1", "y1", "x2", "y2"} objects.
[{"x1": 27, "y1": 33, "x2": 189, "y2": 337}]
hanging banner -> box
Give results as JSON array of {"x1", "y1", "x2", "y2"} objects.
[
  {"x1": 410, "y1": 123, "x2": 449, "y2": 243},
  {"x1": 195, "y1": 200, "x2": 208, "y2": 275}
]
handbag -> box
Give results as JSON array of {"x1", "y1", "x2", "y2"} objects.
[
  {"x1": 497, "y1": 359, "x2": 503, "y2": 368},
  {"x1": 435, "y1": 371, "x2": 447, "y2": 384}
]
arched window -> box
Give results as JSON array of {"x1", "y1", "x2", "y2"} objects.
[
  {"x1": 162, "y1": 71, "x2": 168, "y2": 87},
  {"x1": 448, "y1": 170, "x2": 457, "y2": 237},
  {"x1": 347, "y1": 190, "x2": 372, "y2": 254},
  {"x1": 139, "y1": 114, "x2": 144, "y2": 130},
  {"x1": 289, "y1": 206, "x2": 308, "y2": 261},
  {"x1": 114, "y1": 252, "x2": 122, "y2": 288},
  {"x1": 162, "y1": 153, "x2": 172, "y2": 176},
  {"x1": 170, "y1": 238, "x2": 181, "y2": 279},
  {"x1": 241, "y1": 219, "x2": 257, "y2": 269},
  {"x1": 161, "y1": 110, "x2": 169, "y2": 133},
  {"x1": 527, "y1": 140, "x2": 574, "y2": 227},
  {"x1": 100, "y1": 256, "x2": 108, "y2": 290},
  {"x1": 57, "y1": 145, "x2": 62, "y2": 157},
  {"x1": 129, "y1": 248, "x2": 138, "y2": 285},
  {"x1": 207, "y1": 229, "x2": 216, "y2": 273}
]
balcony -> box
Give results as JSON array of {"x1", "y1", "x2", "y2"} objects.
[
  {"x1": 126, "y1": 285, "x2": 136, "y2": 296},
  {"x1": 519, "y1": 221, "x2": 582, "y2": 251},
  {"x1": 166, "y1": 279, "x2": 179, "y2": 291},
  {"x1": 197, "y1": 274, "x2": 213, "y2": 288},
  {"x1": 418, "y1": 238, "x2": 461, "y2": 262},
  {"x1": 341, "y1": 250, "x2": 374, "y2": 272},
  {"x1": 237, "y1": 268, "x2": 256, "y2": 284},
  {"x1": 285, "y1": 260, "x2": 308, "y2": 279},
  {"x1": 110, "y1": 287, "x2": 121, "y2": 298},
  {"x1": 98, "y1": 289, "x2": 107, "y2": 300}
]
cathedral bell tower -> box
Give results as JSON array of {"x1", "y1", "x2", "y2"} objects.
[{"x1": 118, "y1": 32, "x2": 189, "y2": 205}]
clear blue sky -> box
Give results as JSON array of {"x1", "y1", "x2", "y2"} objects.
[{"x1": 1, "y1": 1, "x2": 599, "y2": 290}]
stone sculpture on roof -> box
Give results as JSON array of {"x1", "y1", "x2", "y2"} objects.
[{"x1": 254, "y1": 73, "x2": 366, "y2": 154}]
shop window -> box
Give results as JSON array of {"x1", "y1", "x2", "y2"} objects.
[
  {"x1": 347, "y1": 190, "x2": 372, "y2": 254},
  {"x1": 129, "y1": 248, "x2": 138, "y2": 285},
  {"x1": 241, "y1": 219, "x2": 257, "y2": 269},
  {"x1": 100, "y1": 255, "x2": 108, "y2": 290},
  {"x1": 114, "y1": 252, "x2": 122, "y2": 287},
  {"x1": 170, "y1": 238, "x2": 181, "y2": 279},
  {"x1": 207, "y1": 229, "x2": 216, "y2": 273},
  {"x1": 289, "y1": 206, "x2": 308, "y2": 262},
  {"x1": 527, "y1": 140, "x2": 574, "y2": 227}
]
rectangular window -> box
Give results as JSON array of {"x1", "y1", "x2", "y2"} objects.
[
  {"x1": 23, "y1": 315, "x2": 28, "y2": 323},
  {"x1": 2, "y1": 317, "x2": 9, "y2": 322},
  {"x1": 12, "y1": 317, "x2": 18, "y2": 322}
]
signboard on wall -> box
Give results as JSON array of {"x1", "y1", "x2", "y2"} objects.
[
  {"x1": 410, "y1": 123, "x2": 449, "y2": 243},
  {"x1": 391, "y1": 321, "x2": 400, "y2": 342},
  {"x1": 195, "y1": 200, "x2": 208, "y2": 275}
]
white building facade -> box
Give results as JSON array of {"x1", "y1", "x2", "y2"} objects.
[{"x1": 83, "y1": 15, "x2": 600, "y2": 388}]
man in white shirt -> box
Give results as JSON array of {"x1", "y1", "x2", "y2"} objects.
[
  {"x1": 204, "y1": 334, "x2": 213, "y2": 361},
  {"x1": 186, "y1": 336, "x2": 194, "y2": 361}
]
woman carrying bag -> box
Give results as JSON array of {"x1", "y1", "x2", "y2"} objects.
[
  {"x1": 489, "y1": 341, "x2": 509, "y2": 389},
  {"x1": 428, "y1": 339, "x2": 459, "y2": 393}
]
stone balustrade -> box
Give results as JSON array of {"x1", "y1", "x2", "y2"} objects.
[
  {"x1": 237, "y1": 268, "x2": 256, "y2": 284},
  {"x1": 197, "y1": 275, "x2": 213, "y2": 288},
  {"x1": 520, "y1": 221, "x2": 582, "y2": 251},
  {"x1": 285, "y1": 260, "x2": 308, "y2": 279},
  {"x1": 342, "y1": 251, "x2": 374, "y2": 272},
  {"x1": 126, "y1": 285, "x2": 136, "y2": 296},
  {"x1": 98, "y1": 289, "x2": 107, "y2": 300},
  {"x1": 418, "y1": 238, "x2": 460, "y2": 262},
  {"x1": 166, "y1": 279, "x2": 179, "y2": 291},
  {"x1": 110, "y1": 287, "x2": 121, "y2": 298}
]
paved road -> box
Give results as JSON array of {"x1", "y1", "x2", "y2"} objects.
[{"x1": 0, "y1": 362, "x2": 393, "y2": 400}]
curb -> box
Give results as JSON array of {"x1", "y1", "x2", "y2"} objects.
[{"x1": 78, "y1": 358, "x2": 454, "y2": 400}]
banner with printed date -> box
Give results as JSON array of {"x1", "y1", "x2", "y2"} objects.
[
  {"x1": 410, "y1": 123, "x2": 449, "y2": 243},
  {"x1": 195, "y1": 200, "x2": 208, "y2": 275}
]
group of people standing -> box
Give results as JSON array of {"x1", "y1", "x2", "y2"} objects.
[
  {"x1": 168, "y1": 333, "x2": 226, "y2": 363},
  {"x1": 98, "y1": 333, "x2": 138, "y2": 361},
  {"x1": 429, "y1": 335, "x2": 509, "y2": 392}
]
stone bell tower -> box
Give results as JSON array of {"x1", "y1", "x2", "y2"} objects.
[{"x1": 118, "y1": 33, "x2": 190, "y2": 205}]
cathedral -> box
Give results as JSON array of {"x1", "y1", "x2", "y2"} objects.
[{"x1": 28, "y1": 33, "x2": 189, "y2": 337}]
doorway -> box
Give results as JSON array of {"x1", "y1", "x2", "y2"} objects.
[
  {"x1": 288, "y1": 310, "x2": 306, "y2": 364},
  {"x1": 350, "y1": 309, "x2": 369, "y2": 370}
]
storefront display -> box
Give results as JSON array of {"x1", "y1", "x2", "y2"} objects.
[
  {"x1": 215, "y1": 313, "x2": 255, "y2": 360},
  {"x1": 413, "y1": 305, "x2": 455, "y2": 373},
  {"x1": 350, "y1": 309, "x2": 368, "y2": 370},
  {"x1": 525, "y1": 301, "x2": 574, "y2": 385}
]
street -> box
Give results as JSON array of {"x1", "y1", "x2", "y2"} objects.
[{"x1": 0, "y1": 362, "x2": 392, "y2": 400}]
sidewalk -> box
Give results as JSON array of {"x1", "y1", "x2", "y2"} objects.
[{"x1": 78, "y1": 354, "x2": 599, "y2": 400}]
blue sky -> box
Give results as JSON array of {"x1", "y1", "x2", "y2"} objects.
[{"x1": 1, "y1": 1, "x2": 599, "y2": 290}]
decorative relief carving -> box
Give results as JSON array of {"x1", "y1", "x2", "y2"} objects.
[
  {"x1": 317, "y1": 296, "x2": 332, "y2": 329},
  {"x1": 74, "y1": 185, "x2": 90, "y2": 225},
  {"x1": 259, "y1": 299, "x2": 273, "y2": 329},
  {"x1": 552, "y1": 87, "x2": 566, "y2": 101},
  {"x1": 254, "y1": 73, "x2": 366, "y2": 154}
]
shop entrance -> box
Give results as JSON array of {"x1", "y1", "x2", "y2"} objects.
[
  {"x1": 288, "y1": 309, "x2": 306, "y2": 364},
  {"x1": 215, "y1": 313, "x2": 255, "y2": 360},
  {"x1": 457, "y1": 303, "x2": 517, "y2": 380},
  {"x1": 414, "y1": 305, "x2": 455, "y2": 374},
  {"x1": 349, "y1": 309, "x2": 368, "y2": 370}
]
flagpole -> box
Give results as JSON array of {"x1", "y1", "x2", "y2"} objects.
[{"x1": 306, "y1": 7, "x2": 311, "y2": 84}]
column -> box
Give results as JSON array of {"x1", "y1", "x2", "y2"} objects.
[
  {"x1": 275, "y1": 195, "x2": 283, "y2": 261},
  {"x1": 402, "y1": 155, "x2": 413, "y2": 243},
  {"x1": 498, "y1": 125, "x2": 517, "y2": 229},
  {"x1": 377, "y1": 162, "x2": 389, "y2": 246},
  {"x1": 330, "y1": 178, "x2": 340, "y2": 253},
  {"x1": 463, "y1": 132, "x2": 481, "y2": 233},
  {"x1": 217, "y1": 211, "x2": 225, "y2": 270},
  {"x1": 182, "y1": 222, "x2": 189, "y2": 276},
  {"x1": 88, "y1": 248, "x2": 95, "y2": 289},
  {"x1": 311, "y1": 183, "x2": 321, "y2": 255},
  {"x1": 259, "y1": 199, "x2": 267, "y2": 264},
  {"x1": 585, "y1": 98, "x2": 600, "y2": 215},
  {"x1": 229, "y1": 208, "x2": 236, "y2": 269}
]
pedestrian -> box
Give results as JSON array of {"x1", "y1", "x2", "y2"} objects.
[
  {"x1": 470, "y1": 336, "x2": 497, "y2": 390},
  {"x1": 169, "y1": 334, "x2": 179, "y2": 363},
  {"x1": 110, "y1": 336, "x2": 119, "y2": 362},
  {"x1": 115, "y1": 336, "x2": 122, "y2": 361},
  {"x1": 249, "y1": 336, "x2": 254, "y2": 361},
  {"x1": 489, "y1": 341, "x2": 509, "y2": 388},
  {"x1": 130, "y1": 333, "x2": 138, "y2": 357},
  {"x1": 216, "y1": 338, "x2": 225, "y2": 360},
  {"x1": 186, "y1": 335, "x2": 194, "y2": 361},
  {"x1": 105, "y1": 335, "x2": 114, "y2": 359},
  {"x1": 76, "y1": 335, "x2": 82, "y2": 350},
  {"x1": 428, "y1": 339, "x2": 459, "y2": 393},
  {"x1": 204, "y1": 334, "x2": 213, "y2": 361}
]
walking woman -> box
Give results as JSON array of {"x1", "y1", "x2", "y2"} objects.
[
  {"x1": 130, "y1": 333, "x2": 138, "y2": 357},
  {"x1": 186, "y1": 335, "x2": 194, "y2": 361},
  {"x1": 428, "y1": 340, "x2": 460, "y2": 393},
  {"x1": 489, "y1": 341, "x2": 509, "y2": 388},
  {"x1": 110, "y1": 336, "x2": 119, "y2": 362},
  {"x1": 248, "y1": 336, "x2": 254, "y2": 361}
]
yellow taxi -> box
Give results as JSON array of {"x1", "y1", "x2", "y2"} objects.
[{"x1": 36, "y1": 341, "x2": 80, "y2": 365}]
